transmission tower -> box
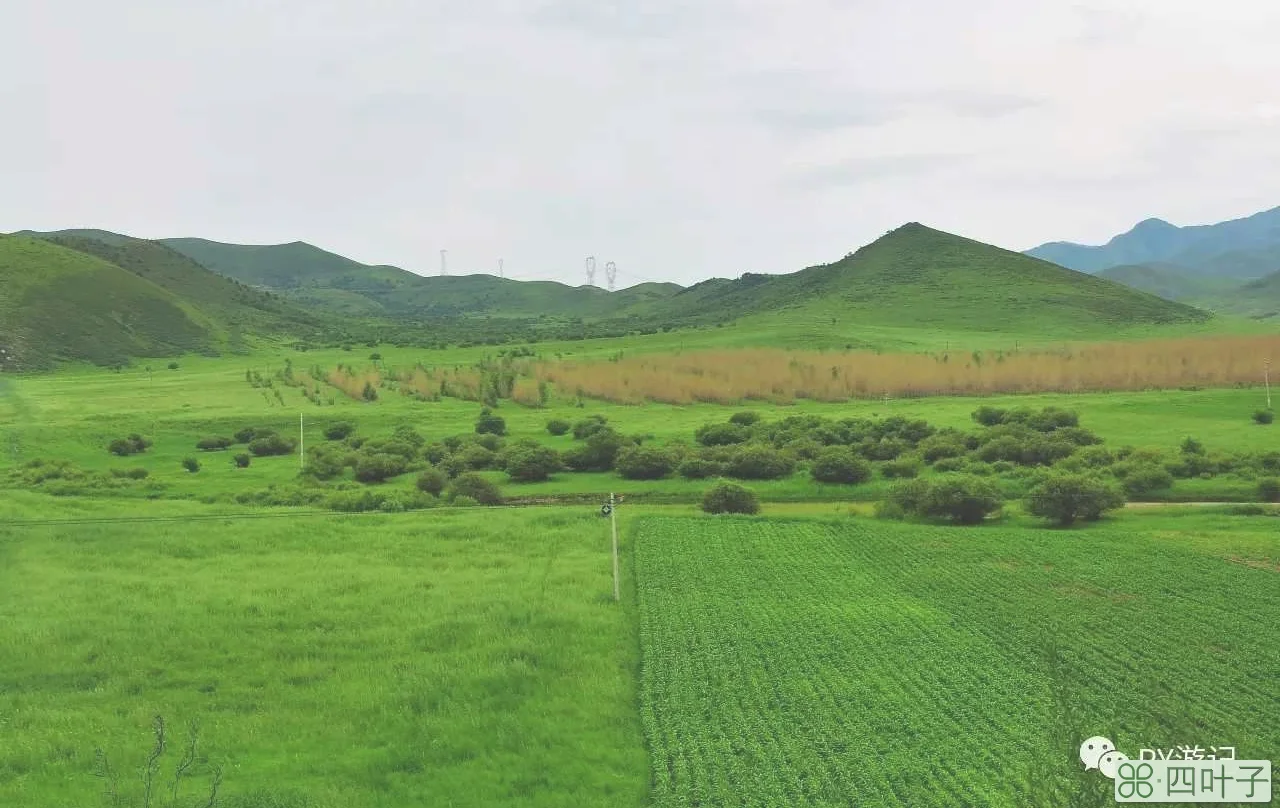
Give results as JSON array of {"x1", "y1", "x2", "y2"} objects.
[
  {"x1": 440, "y1": 249, "x2": 448, "y2": 276},
  {"x1": 605, "y1": 261, "x2": 617, "y2": 291},
  {"x1": 586, "y1": 256, "x2": 597, "y2": 287},
  {"x1": 498, "y1": 258, "x2": 504, "y2": 278}
]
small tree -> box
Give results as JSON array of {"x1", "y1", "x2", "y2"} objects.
[
  {"x1": 546, "y1": 419, "x2": 571, "y2": 436},
  {"x1": 1026, "y1": 473, "x2": 1126, "y2": 526},
  {"x1": 810, "y1": 449, "x2": 871, "y2": 484},
  {"x1": 881, "y1": 457, "x2": 921, "y2": 479},
  {"x1": 677, "y1": 457, "x2": 725, "y2": 479},
  {"x1": 729, "y1": 411, "x2": 761, "y2": 427},
  {"x1": 1258, "y1": 477, "x2": 1280, "y2": 503},
  {"x1": 475, "y1": 407, "x2": 507, "y2": 436},
  {"x1": 195, "y1": 436, "x2": 233, "y2": 452},
  {"x1": 694, "y1": 423, "x2": 750, "y2": 447},
  {"x1": 233, "y1": 453, "x2": 251, "y2": 468},
  {"x1": 504, "y1": 445, "x2": 563, "y2": 483},
  {"x1": 353, "y1": 453, "x2": 408, "y2": 483},
  {"x1": 324, "y1": 421, "x2": 356, "y2": 441},
  {"x1": 167, "y1": 361, "x2": 180, "y2": 370},
  {"x1": 571, "y1": 415, "x2": 608, "y2": 440},
  {"x1": 910, "y1": 476, "x2": 1002, "y2": 525},
  {"x1": 725, "y1": 445, "x2": 794, "y2": 480},
  {"x1": 248, "y1": 433, "x2": 296, "y2": 457},
  {"x1": 1115, "y1": 463, "x2": 1173, "y2": 499},
  {"x1": 448, "y1": 473, "x2": 503, "y2": 505},
  {"x1": 701, "y1": 482, "x2": 759, "y2": 515},
  {"x1": 361, "y1": 381, "x2": 379, "y2": 402},
  {"x1": 1255, "y1": 409, "x2": 1275, "y2": 425},
  {"x1": 563, "y1": 428, "x2": 626, "y2": 472},
  {"x1": 182, "y1": 457, "x2": 201, "y2": 473},
  {"x1": 416, "y1": 467, "x2": 447, "y2": 497},
  {"x1": 615, "y1": 445, "x2": 677, "y2": 480}
]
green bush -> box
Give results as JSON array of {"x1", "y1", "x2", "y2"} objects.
[
  {"x1": 248, "y1": 433, "x2": 296, "y2": 457},
  {"x1": 918, "y1": 435, "x2": 968, "y2": 463},
  {"x1": 571, "y1": 415, "x2": 609, "y2": 440},
  {"x1": 729, "y1": 411, "x2": 761, "y2": 427},
  {"x1": 564, "y1": 428, "x2": 626, "y2": 472},
  {"x1": 233, "y1": 453, "x2": 251, "y2": 468},
  {"x1": 546, "y1": 419, "x2": 571, "y2": 436},
  {"x1": 1114, "y1": 463, "x2": 1173, "y2": 499},
  {"x1": 1258, "y1": 478, "x2": 1280, "y2": 503},
  {"x1": 810, "y1": 448, "x2": 872, "y2": 484},
  {"x1": 302, "y1": 446, "x2": 349, "y2": 480},
  {"x1": 110, "y1": 467, "x2": 150, "y2": 480},
  {"x1": 972, "y1": 406, "x2": 1007, "y2": 427},
  {"x1": 182, "y1": 457, "x2": 201, "y2": 473},
  {"x1": 196, "y1": 436, "x2": 233, "y2": 452},
  {"x1": 726, "y1": 445, "x2": 795, "y2": 480},
  {"x1": 353, "y1": 453, "x2": 408, "y2": 484},
  {"x1": 881, "y1": 457, "x2": 921, "y2": 479},
  {"x1": 615, "y1": 445, "x2": 677, "y2": 480},
  {"x1": 1180, "y1": 436, "x2": 1205, "y2": 455},
  {"x1": 234, "y1": 426, "x2": 270, "y2": 444},
  {"x1": 1255, "y1": 409, "x2": 1275, "y2": 425},
  {"x1": 108, "y1": 434, "x2": 152, "y2": 457},
  {"x1": 701, "y1": 482, "x2": 759, "y2": 515},
  {"x1": 857, "y1": 437, "x2": 908, "y2": 462},
  {"x1": 475, "y1": 407, "x2": 506, "y2": 436},
  {"x1": 416, "y1": 467, "x2": 447, "y2": 496},
  {"x1": 932, "y1": 457, "x2": 965, "y2": 473},
  {"x1": 695, "y1": 423, "x2": 751, "y2": 447},
  {"x1": 324, "y1": 421, "x2": 356, "y2": 441},
  {"x1": 887, "y1": 476, "x2": 1001, "y2": 525},
  {"x1": 167, "y1": 361, "x2": 180, "y2": 370},
  {"x1": 678, "y1": 457, "x2": 726, "y2": 480},
  {"x1": 448, "y1": 473, "x2": 503, "y2": 505},
  {"x1": 504, "y1": 445, "x2": 563, "y2": 483},
  {"x1": 1026, "y1": 473, "x2": 1126, "y2": 526}
]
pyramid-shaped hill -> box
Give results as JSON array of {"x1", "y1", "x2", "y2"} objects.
[{"x1": 656, "y1": 223, "x2": 1211, "y2": 333}]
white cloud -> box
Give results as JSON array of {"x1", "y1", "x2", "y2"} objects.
[{"x1": 2, "y1": 0, "x2": 1279, "y2": 283}]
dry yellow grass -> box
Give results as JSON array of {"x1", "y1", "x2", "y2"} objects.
[
  {"x1": 327, "y1": 366, "x2": 383, "y2": 401},
  {"x1": 531, "y1": 335, "x2": 1280, "y2": 404}
]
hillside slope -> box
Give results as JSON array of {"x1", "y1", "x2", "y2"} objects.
[
  {"x1": 0, "y1": 236, "x2": 218, "y2": 369},
  {"x1": 1095, "y1": 263, "x2": 1240, "y2": 303},
  {"x1": 633, "y1": 224, "x2": 1209, "y2": 334},
  {"x1": 1027, "y1": 206, "x2": 1280, "y2": 274}
]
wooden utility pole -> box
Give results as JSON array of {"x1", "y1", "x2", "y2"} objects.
[
  {"x1": 1266, "y1": 358, "x2": 1272, "y2": 410},
  {"x1": 609, "y1": 492, "x2": 620, "y2": 602},
  {"x1": 299, "y1": 413, "x2": 305, "y2": 469}
]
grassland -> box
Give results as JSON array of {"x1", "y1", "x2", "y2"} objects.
[
  {"x1": 0, "y1": 497, "x2": 648, "y2": 807},
  {"x1": 634, "y1": 513, "x2": 1280, "y2": 807}
]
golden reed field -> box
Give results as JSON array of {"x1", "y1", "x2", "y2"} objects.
[
  {"x1": 531, "y1": 335, "x2": 1280, "y2": 405},
  {"x1": 316, "y1": 335, "x2": 1278, "y2": 405}
]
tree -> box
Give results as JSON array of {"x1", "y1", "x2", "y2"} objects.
[
  {"x1": 921, "y1": 476, "x2": 1002, "y2": 524},
  {"x1": 695, "y1": 423, "x2": 750, "y2": 447},
  {"x1": 1255, "y1": 409, "x2": 1275, "y2": 425},
  {"x1": 233, "y1": 453, "x2": 251, "y2": 468},
  {"x1": 182, "y1": 457, "x2": 201, "y2": 473},
  {"x1": 448, "y1": 473, "x2": 503, "y2": 505},
  {"x1": 881, "y1": 457, "x2": 921, "y2": 479},
  {"x1": 546, "y1": 419, "x2": 571, "y2": 436},
  {"x1": 1026, "y1": 473, "x2": 1126, "y2": 526},
  {"x1": 564, "y1": 428, "x2": 626, "y2": 472},
  {"x1": 504, "y1": 445, "x2": 563, "y2": 482},
  {"x1": 1258, "y1": 477, "x2": 1280, "y2": 503},
  {"x1": 167, "y1": 361, "x2": 180, "y2": 370},
  {"x1": 615, "y1": 445, "x2": 677, "y2": 480},
  {"x1": 361, "y1": 381, "x2": 379, "y2": 402},
  {"x1": 810, "y1": 449, "x2": 871, "y2": 484},
  {"x1": 195, "y1": 436, "x2": 233, "y2": 452},
  {"x1": 475, "y1": 407, "x2": 507, "y2": 436},
  {"x1": 725, "y1": 445, "x2": 794, "y2": 480},
  {"x1": 701, "y1": 482, "x2": 759, "y2": 514},
  {"x1": 729, "y1": 411, "x2": 761, "y2": 427},
  {"x1": 353, "y1": 453, "x2": 408, "y2": 483},
  {"x1": 571, "y1": 415, "x2": 608, "y2": 440},
  {"x1": 416, "y1": 467, "x2": 447, "y2": 496},
  {"x1": 1115, "y1": 463, "x2": 1173, "y2": 499},
  {"x1": 324, "y1": 421, "x2": 356, "y2": 441},
  {"x1": 248, "y1": 433, "x2": 296, "y2": 457}
]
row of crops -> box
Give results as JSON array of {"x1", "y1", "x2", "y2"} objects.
[{"x1": 633, "y1": 516, "x2": 1280, "y2": 807}]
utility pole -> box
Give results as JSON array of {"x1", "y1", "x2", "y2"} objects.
[
  {"x1": 586, "y1": 256, "x2": 597, "y2": 287},
  {"x1": 498, "y1": 258, "x2": 504, "y2": 279},
  {"x1": 299, "y1": 413, "x2": 305, "y2": 470},
  {"x1": 440, "y1": 249, "x2": 448, "y2": 276},
  {"x1": 605, "y1": 261, "x2": 617, "y2": 292},
  {"x1": 609, "y1": 492, "x2": 620, "y2": 602},
  {"x1": 1266, "y1": 358, "x2": 1273, "y2": 409}
]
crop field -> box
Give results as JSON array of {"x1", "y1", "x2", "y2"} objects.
[
  {"x1": 0, "y1": 499, "x2": 648, "y2": 807},
  {"x1": 633, "y1": 514, "x2": 1280, "y2": 807}
]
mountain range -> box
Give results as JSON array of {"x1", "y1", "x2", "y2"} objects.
[{"x1": 1, "y1": 223, "x2": 1212, "y2": 369}]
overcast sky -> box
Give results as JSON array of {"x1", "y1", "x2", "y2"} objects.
[{"x1": 4, "y1": 0, "x2": 1280, "y2": 286}]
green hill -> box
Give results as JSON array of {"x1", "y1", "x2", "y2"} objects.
[
  {"x1": 1096, "y1": 263, "x2": 1240, "y2": 303},
  {"x1": 630, "y1": 224, "x2": 1209, "y2": 334},
  {"x1": 0, "y1": 236, "x2": 219, "y2": 369}
]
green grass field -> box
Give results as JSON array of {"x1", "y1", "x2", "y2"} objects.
[{"x1": 635, "y1": 513, "x2": 1280, "y2": 807}]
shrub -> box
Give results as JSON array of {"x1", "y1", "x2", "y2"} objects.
[
  {"x1": 234, "y1": 453, "x2": 251, "y2": 468},
  {"x1": 448, "y1": 473, "x2": 503, "y2": 505},
  {"x1": 248, "y1": 434, "x2": 296, "y2": 457},
  {"x1": 361, "y1": 381, "x2": 378, "y2": 402},
  {"x1": 678, "y1": 457, "x2": 725, "y2": 480},
  {"x1": 167, "y1": 361, "x2": 180, "y2": 370},
  {"x1": 564, "y1": 428, "x2": 626, "y2": 472},
  {"x1": 883, "y1": 478, "x2": 931, "y2": 518},
  {"x1": 810, "y1": 448, "x2": 872, "y2": 484},
  {"x1": 473, "y1": 433, "x2": 504, "y2": 452},
  {"x1": 729, "y1": 411, "x2": 761, "y2": 427},
  {"x1": 858, "y1": 437, "x2": 908, "y2": 461},
  {"x1": 1026, "y1": 474, "x2": 1126, "y2": 526},
  {"x1": 1114, "y1": 463, "x2": 1173, "y2": 499},
  {"x1": 1258, "y1": 478, "x2": 1280, "y2": 503},
  {"x1": 234, "y1": 426, "x2": 270, "y2": 444},
  {"x1": 695, "y1": 423, "x2": 750, "y2": 447},
  {"x1": 110, "y1": 467, "x2": 150, "y2": 480},
  {"x1": 196, "y1": 436, "x2": 233, "y2": 452},
  {"x1": 353, "y1": 453, "x2": 408, "y2": 483},
  {"x1": 881, "y1": 457, "x2": 921, "y2": 479},
  {"x1": 475, "y1": 407, "x2": 506, "y2": 436},
  {"x1": 546, "y1": 419, "x2": 571, "y2": 436},
  {"x1": 725, "y1": 445, "x2": 795, "y2": 480},
  {"x1": 615, "y1": 445, "x2": 677, "y2": 480},
  {"x1": 369, "y1": 352, "x2": 382, "y2": 361},
  {"x1": 972, "y1": 406, "x2": 1007, "y2": 427},
  {"x1": 933, "y1": 457, "x2": 965, "y2": 473},
  {"x1": 1255, "y1": 409, "x2": 1275, "y2": 425},
  {"x1": 182, "y1": 457, "x2": 201, "y2": 474},
  {"x1": 324, "y1": 421, "x2": 356, "y2": 441},
  {"x1": 918, "y1": 435, "x2": 967, "y2": 463},
  {"x1": 108, "y1": 434, "x2": 152, "y2": 457},
  {"x1": 701, "y1": 482, "x2": 759, "y2": 515},
  {"x1": 888, "y1": 476, "x2": 1001, "y2": 524},
  {"x1": 416, "y1": 467, "x2": 447, "y2": 496},
  {"x1": 303, "y1": 446, "x2": 349, "y2": 480},
  {"x1": 1180, "y1": 436, "x2": 1205, "y2": 455},
  {"x1": 504, "y1": 445, "x2": 563, "y2": 483},
  {"x1": 571, "y1": 415, "x2": 608, "y2": 440}
]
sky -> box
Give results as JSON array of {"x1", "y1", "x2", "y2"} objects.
[{"x1": 4, "y1": 0, "x2": 1280, "y2": 287}]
